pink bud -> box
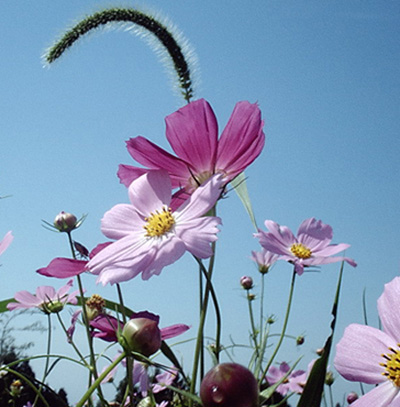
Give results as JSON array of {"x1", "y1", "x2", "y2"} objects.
[
  {"x1": 121, "y1": 317, "x2": 162, "y2": 357},
  {"x1": 240, "y1": 276, "x2": 253, "y2": 290},
  {"x1": 200, "y1": 363, "x2": 259, "y2": 407},
  {"x1": 347, "y1": 392, "x2": 358, "y2": 404}
]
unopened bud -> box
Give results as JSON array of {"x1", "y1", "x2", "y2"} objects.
[
  {"x1": 347, "y1": 392, "x2": 358, "y2": 404},
  {"x1": 200, "y1": 363, "x2": 258, "y2": 407},
  {"x1": 296, "y1": 335, "x2": 305, "y2": 345},
  {"x1": 42, "y1": 300, "x2": 64, "y2": 314},
  {"x1": 121, "y1": 317, "x2": 161, "y2": 357},
  {"x1": 240, "y1": 276, "x2": 253, "y2": 290},
  {"x1": 54, "y1": 211, "x2": 78, "y2": 233},
  {"x1": 325, "y1": 371, "x2": 334, "y2": 386},
  {"x1": 316, "y1": 347, "x2": 324, "y2": 356}
]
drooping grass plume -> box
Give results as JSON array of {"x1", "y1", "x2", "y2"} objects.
[{"x1": 45, "y1": 7, "x2": 198, "y2": 102}]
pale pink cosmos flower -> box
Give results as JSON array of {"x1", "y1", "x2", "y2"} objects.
[
  {"x1": 266, "y1": 362, "x2": 307, "y2": 395},
  {"x1": 118, "y1": 99, "x2": 265, "y2": 209},
  {"x1": 0, "y1": 231, "x2": 13, "y2": 256},
  {"x1": 7, "y1": 279, "x2": 79, "y2": 314},
  {"x1": 251, "y1": 248, "x2": 279, "y2": 274},
  {"x1": 88, "y1": 170, "x2": 222, "y2": 285},
  {"x1": 334, "y1": 276, "x2": 400, "y2": 407},
  {"x1": 255, "y1": 218, "x2": 356, "y2": 275}
]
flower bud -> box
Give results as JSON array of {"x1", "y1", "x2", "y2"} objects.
[
  {"x1": 42, "y1": 300, "x2": 65, "y2": 314},
  {"x1": 240, "y1": 276, "x2": 253, "y2": 290},
  {"x1": 325, "y1": 371, "x2": 334, "y2": 386},
  {"x1": 121, "y1": 317, "x2": 162, "y2": 357},
  {"x1": 54, "y1": 211, "x2": 78, "y2": 233},
  {"x1": 200, "y1": 363, "x2": 259, "y2": 407},
  {"x1": 10, "y1": 379, "x2": 23, "y2": 396},
  {"x1": 316, "y1": 347, "x2": 324, "y2": 356},
  {"x1": 347, "y1": 392, "x2": 358, "y2": 404},
  {"x1": 296, "y1": 335, "x2": 305, "y2": 345}
]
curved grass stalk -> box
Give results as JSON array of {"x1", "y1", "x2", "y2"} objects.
[{"x1": 45, "y1": 7, "x2": 197, "y2": 102}]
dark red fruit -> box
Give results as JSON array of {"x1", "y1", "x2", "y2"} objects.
[{"x1": 200, "y1": 363, "x2": 259, "y2": 407}]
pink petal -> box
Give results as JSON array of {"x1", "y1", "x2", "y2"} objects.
[
  {"x1": 125, "y1": 137, "x2": 190, "y2": 188},
  {"x1": 128, "y1": 170, "x2": 172, "y2": 217},
  {"x1": 378, "y1": 276, "x2": 400, "y2": 340},
  {"x1": 7, "y1": 291, "x2": 41, "y2": 310},
  {"x1": 174, "y1": 174, "x2": 223, "y2": 221},
  {"x1": 160, "y1": 324, "x2": 190, "y2": 340},
  {"x1": 334, "y1": 323, "x2": 396, "y2": 384},
  {"x1": 297, "y1": 218, "x2": 333, "y2": 241},
  {"x1": 351, "y1": 380, "x2": 400, "y2": 407},
  {"x1": 216, "y1": 101, "x2": 265, "y2": 176},
  {"x1": 175, "y1": 217, "x2": 220, "y2": 259},
  {"x1": 117, "y1": 164, "x2": 148, "y2": 187},
  {"x1": 36, "y1": 285, "x2": 56, "y2": 302},
  {"x1": 56, "y1": 279, "x2": 74, "y2": 298},
  {"x1": 101, "y1": 204, "x2": 144, "y2": 240},
  {"x1": 37, "y1": 257, "x2": 87, "y2": 278},
  {"x1": 165, "y1": 99, "x2": 218, "y2": 173},
  {"x1": 0, "y1": 231, "x2": 13, "y2": 255},
  {"x1": 314, "y1": 243, "x2": 351, "y2": 257}
]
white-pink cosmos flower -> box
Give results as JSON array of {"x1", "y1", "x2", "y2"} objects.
[
  {"x1": 88, "y1": 170, "x2": 222, "y2": 285},
  {"x1": 7, "y1": 279, "x2": 79, "y2": 314},
  {"x1": 335, "y1": 276, "x2": 400, "y2": 407}
]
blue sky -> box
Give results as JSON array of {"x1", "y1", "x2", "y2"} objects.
[{"x1": 0, "y1": 0, "x2": 399, "y2": 404}]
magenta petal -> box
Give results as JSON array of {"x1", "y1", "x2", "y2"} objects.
[
  {"x1": 0, "y1": 231, "x2": 13, "y2": 255},
  {"x1": 125, "y1": 137, "x2": 190, "y2": 188},
  {"x1": 36, "y1": 285, "x2": 56, "y2": 302},
  {"x1": 216, "y1": 101, "x2": 265, "y2": 176},
  {"x1": 160, "y1": 324, "x2": 190, "y2": 340},
  {"x1": 37, "y1": 258, "x2": 87, "y2": 278},
  {"x1": 165, "y1": 99, "x2": 218, "y2": 173},
  {"x1": 117, "y1": 164, "x2": 149, "y2": 187},
  {"x1": 132, "y1": 311, "x2": 160, "y2": 324},
  {"x1": 378, "y1": 277, "x2": 400, "y2": 340},
  {"x1": 334, "y1": 323, "x2": 395, "y2": 384}
]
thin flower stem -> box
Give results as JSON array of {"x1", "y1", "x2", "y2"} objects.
[
  {"x1": 246, "y1": 290, "x2": 260, "y2": 362},
  {"x1": 260, "y1": 272, "x2": 265, "y2": 335},
  {"x1": 260, "y1": 269, "x2": 296, "y2": 384},
  {"x1": 328, "y1": 385, "x2": 334, "y2": 407},
  {"x1": 66, "y1": 232, "x2": 105, "y2": 406},
  {"x1": 116, "y1": 283, "x2": 135, "y2": 405},
  {"x1": 32, "y1": 314, "x2": 52, "y2": 407},
  {"x1": 76, "y1": 351, "x2": 126, "y2": 407},
  {"x1": 56, "y1": 312, "x2": 90, "y2": 368},
  {"x1": 198, "y1": 261, "x2": 204, "y2": 379}
]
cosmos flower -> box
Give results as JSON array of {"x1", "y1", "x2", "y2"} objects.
[
  {"x1": 88, "y1": 170, "x2": 222, "y2": 285},
  {"x1": 250, "y1": 248, "x2": 279, "y2": 274},
  {"x1": 334, "y1": 276, "x2": 400, "y2": 406},
  {"x1": 255, "y1": 218, "x2": 356, "y2": 275},
  {"x1": 0, "y1": 231, "x2": 13, "y2": 256},
  {"x1": 266, "y1": 362, "x2": 307, "y2": 395},
  {"x1": 7, "y1": 279, "x2": 79, "y2": 314},
  {"x1": 118, "y1": 99, "x2": 265, "y2": 208}
]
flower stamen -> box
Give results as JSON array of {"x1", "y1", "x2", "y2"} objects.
[
  {"x1": 380, "y1": 346, "x2": 400, "y2": 387},
  {"x1": 144, "y1": 207, "x2": 175, "y2": 237},
  {"x1": 290, "y1": 243, "x2": 312, "y2": 259}
]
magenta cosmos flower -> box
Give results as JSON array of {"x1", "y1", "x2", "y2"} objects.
[
  {"x1": 88, "y1": 170, "x2": 222, "y2": 285},
  {"x1": 7, "y1": 279, "x2": 79, "y2": 314},
  {"x1": 266, "y1": 362, "x2": 306, "y2": 395},
  {"x1": 251, "y1": 248, "x2": 279, "y2": 274},
  {"x1": 0, "y1": 231, "x2": 13, "y2": 256},
  {"x1": 255, "y1": 218, "x2": 356, "y2": 275},
  {"x1": 118, "y1": 99, "x2": 265, "y2": 208},
  {"x1": 334, "y1": 276, "x2": 400, "y2": 407}
]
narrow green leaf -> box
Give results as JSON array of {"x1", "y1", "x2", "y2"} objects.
[
  {"x1": 297, "y1": 262, "x2": 345, "y2": 407},
  {"x1": 231, "y1": 172, "x2": 257, "y2": 230},
  {"x1": 0, "y1": 298, "x2": 14, "y2": 313}
]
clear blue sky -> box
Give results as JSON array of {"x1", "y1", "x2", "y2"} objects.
[{"x1": 0, "y1": 0, "x2": 399, "y2": 403}]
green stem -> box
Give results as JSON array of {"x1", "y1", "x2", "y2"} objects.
[
  {"x1": 66, "y1": 232, "x2": 105, "y2": 406},
  {"x1": 260, "y1": 269, "x2": 296, "y2": 384},
  {"x1": 246, "y1": 290, "x2": 259, "y2": 358},
  {"x1": 76, "y1": 351, "x2": 126, "y2": 407}
]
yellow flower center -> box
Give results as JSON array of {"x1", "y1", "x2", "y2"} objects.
[
  {"x1": 144, "y1": 207, "x2": 175, "y2": 237},
  {"x1": 381, "y1": 346, "x2": 400, "y2": 386},
  {"x1": 290, "y1": 243, "x2": 312, "y2": 259}
]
